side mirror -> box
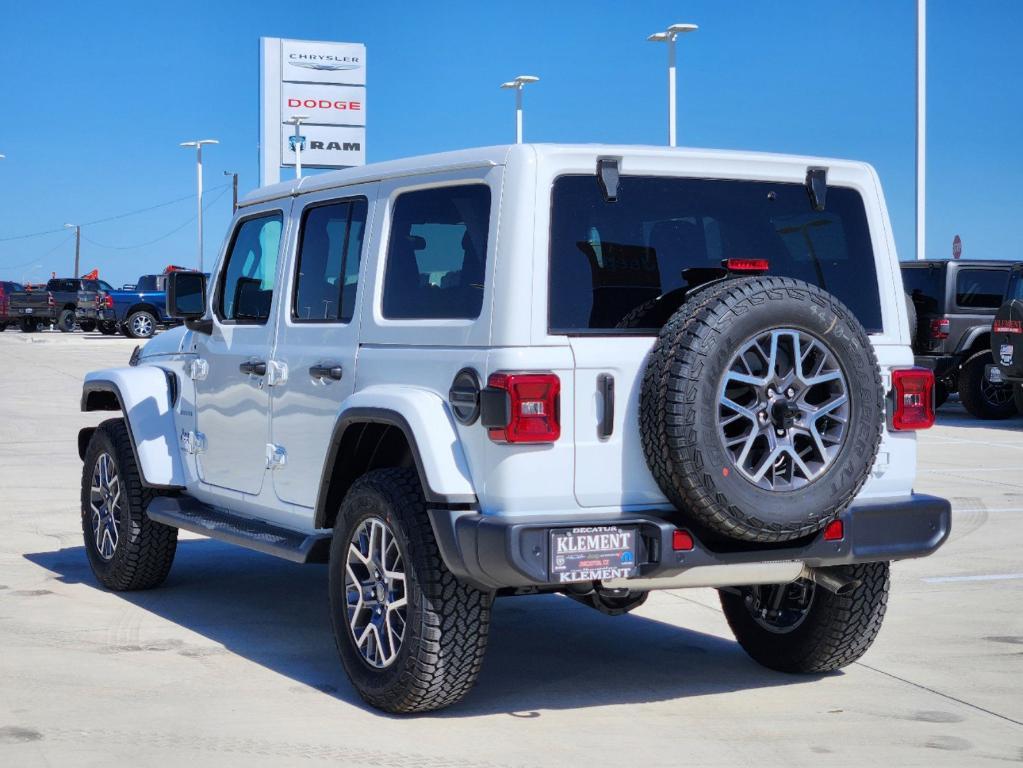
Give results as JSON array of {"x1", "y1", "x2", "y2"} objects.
[{"x1": 167, "y1": 271, "x2": 210, "y2": 332}]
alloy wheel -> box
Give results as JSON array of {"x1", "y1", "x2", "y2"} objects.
[
  {"x1": 89, "y1": 452, "x2": 121, "y2": 560},
  {"x1": 717, "y1": 328, "x2": 850, "y2": 490},
  {"x1": 344, "y1": 516, "x2": 408, "y2": 668}
]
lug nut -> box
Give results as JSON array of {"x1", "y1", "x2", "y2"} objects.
[{"x1": 786, "y1": 388, "x2": 795, "y2": 397}]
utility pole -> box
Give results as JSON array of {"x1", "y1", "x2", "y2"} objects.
[
  {"x1": 64, "y1": 223, "x2": 81, "y2": 276},
  {"x1": 916, "y1": 0, "x2": 926, "y2": 260},
  {"x1": 647, "y1": 23, "x2": 699, "y2": 147},
  {"x1": 179, "y1": 139, "x2": 219, "y2": 272},
  {"x1": 500, "y1": 76, "x2": 540, "y2": 143},
  {"x1": 224, "y1": 171, "x2": 239, "y2": 213}
]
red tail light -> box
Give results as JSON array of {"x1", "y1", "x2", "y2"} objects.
[
  {"x1": 929, "y1": 317, "x2": 950, "y2": 340},
  {"x1": 47, "y1": 292, "x2": 55, "y2": 307},
  {"x1": 823, "y1": 519, "x2": 845, "y2": 541},
  {"x1": 891, "y1": 367, "x2": 935, "y2": 430},
  {"x1": 993, "y1": 319, "x2": 1023, "y2": 334},
  {"x1": 99, "y1": 294, "x2": 113, "y2": 309},
  {"x1": 724, "y1": 258, "x2": 770, "y2": 273},
  {"x1": 486, "y1": 372, "x2": 560, "y2": 443}
]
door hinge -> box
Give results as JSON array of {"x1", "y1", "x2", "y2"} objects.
[
  {"x1": 266, "y1": 360, "x2": 289, "y2": 387},
  {"x1": 180, "y1": 430, "x2": 207, "y2": 455},
  {"x1": 189, "y1": 359, "x2": 209, "y2": 381},
  {"x1": 266, "y1": 443, "x2": 287, "y2": 470}
]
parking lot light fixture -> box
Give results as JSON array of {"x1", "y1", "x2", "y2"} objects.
[
  {"x1": 500, "y1": 75, "x2": 540, "y2": 144},
  {"x1": 179, "y1": 139, "x2": 219, "y2": 272},
  {"x1": 285, "y1": 116, "x2": 310, "y2": 179},
  {"x1": 647, "y1": 23, "x2": 698, "y2": 147}
]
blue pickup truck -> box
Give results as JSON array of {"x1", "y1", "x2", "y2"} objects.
[{"x1": 94, "y1": 273, "x2": 178, "y2": 339}]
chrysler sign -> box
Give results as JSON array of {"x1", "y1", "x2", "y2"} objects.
[{"x1": 260, "y1": 38, "x2": 367, "y2": 185}]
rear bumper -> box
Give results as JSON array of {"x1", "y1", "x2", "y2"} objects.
[
  {"x1": 914, "y1": 354, "x2": 959, "y2": 379},
  {"x1": 430, "y1": 494, "x2": 951, "y2": 591}
]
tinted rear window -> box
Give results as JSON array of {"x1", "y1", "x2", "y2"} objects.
[
  {"x1": 955, "y1": 268, "x2": 1008, "y2": 309},
  {"x1": 47, "y1": 279, "x2": 78, "y2": 292},
  {"x1": 549, "y1": 176, "x2": 883, "y2": 334}
]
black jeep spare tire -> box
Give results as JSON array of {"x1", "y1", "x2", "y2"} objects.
[{"x1": 640, "y1": 276, "x2": 884, "y2": 543}]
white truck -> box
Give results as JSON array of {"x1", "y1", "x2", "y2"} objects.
[{"x1": 78, "y1": 144, "x2": 950, "y2": 713}]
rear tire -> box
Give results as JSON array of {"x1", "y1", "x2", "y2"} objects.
[
  {"x1": 79, "y1": 320, "x2": 96, "y2": 332},
  {"x1": 958, "y1": 350, "x2": 1017, "y2": 419},
  {"x1": 328, "y1": 468, "x2": 491, "y2": 713},
  {"x1": 934, "y1": 380, "x2": 949, "y2": 409},
  {"x1": 98, "y1": 321, "x2": 118, "y2": 335},
  {"x1": 1014, "y1": 385, "x2": 1023, "y2": 415},
  {"x1": 80, "y1": 419, "x2": 178, "y2": 590},
  {"x1": 20, "y1": 318, "x2": 37, "y2": 333},
  {"x1": 123, "y1": 310, "x2": 157, "y2": 339},
  {"x1": 720, "y1": 562, "x2": 890, "y2": 673},
  {"x1": 57, "y1": 308, "x2": 76, "y2": 332}
]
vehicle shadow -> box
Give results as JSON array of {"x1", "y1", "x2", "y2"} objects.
[{"x1": 25, "y1": 539, "x2": 812, "y2": 716}]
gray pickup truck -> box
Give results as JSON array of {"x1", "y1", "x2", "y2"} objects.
[
  {"x1": 10, "y1": 277, "x2": 114, "y2": 332},
  {"x1": 901, "y1": 259, "x2": 1019, "y2": 419}
]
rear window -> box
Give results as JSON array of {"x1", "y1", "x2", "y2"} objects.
[
  {"x1": 549, "y1": 176, "x2": 883, "y2": 334},
  {"x1": 47, "y1": 279, "x2": 78, "y2": 292},
  {"x1": 135, "y1": 275, "x2": 165, "y2": 292},
  {"x1": 955, "y1": 268, "x2": 1008, "y2": 309},
  {"x1": 901, "y1": 263, "x2": 945, "y2": 315}
]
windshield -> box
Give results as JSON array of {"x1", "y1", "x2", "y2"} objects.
[{"x1": 549, "y1": 176, "x2": 883, "y2": 334}]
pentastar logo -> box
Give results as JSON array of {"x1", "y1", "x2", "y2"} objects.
[{"x1": 287, "y1": 53, "x2": 361, "y2": 72}]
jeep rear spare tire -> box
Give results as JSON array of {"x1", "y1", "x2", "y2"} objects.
[{"x1": 640, "y1": 276, "x2": 884, "y2": 543}]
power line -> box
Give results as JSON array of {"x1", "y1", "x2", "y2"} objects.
[
  {"x1": 82, "y1": 186, "x2": 230, "y2": 251},
  {"x1": 0, "y1": 183, "x2": 230, "y2": 243},
  {"x1": 1, "y1": 234, "x2": 75, "y2": 271}
]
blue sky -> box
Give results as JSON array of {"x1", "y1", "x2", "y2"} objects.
[{"x1": 1, "y1": 1, "x2": 1021, "y2": 285}]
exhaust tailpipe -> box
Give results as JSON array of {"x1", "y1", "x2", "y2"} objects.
[{"x1": 801, "y1": 566, "x2": 861, "y2": 596}]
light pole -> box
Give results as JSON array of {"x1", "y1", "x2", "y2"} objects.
[
  {"x1": 647, "y1": 23, "x2": 698, "y2": 147},
  {"x1": 224, "y1": 171, "x2": 239, "y2": 213},
  {"x1": 916, "y1": 0, "x2": 926, "y2": 260},
  {"x1": 285, "y1": 115, "x2": 309, "y2": 179},
  {"x1": 499, "y1": 76, "x2": 540, "y2": 144},
  {"x1": 180, "y1": 139, "x2": 219, "y2": 272},
  {"x1": 64, "y1": 223, "x2": 81, "y2": 277}
]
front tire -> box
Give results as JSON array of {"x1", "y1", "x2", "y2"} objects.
[
  {"x1": 328, "y1": 468, "x2": 491, "y2": 713},
  {"x1": 98, "y1": 321, "x2": 118, "y2": 335},
  {"x1": 80, "y1": 419, "x2": 178, "y2": 590},
  {"x1": 79, "y1": 320, "x2": 96, "y2": 332},
  {"x1": 958, "y1": 350, "x2": 1017, "y2": 419},
  {"x1": 719, "y1": 562, "x2": 890, "y2": 673}
]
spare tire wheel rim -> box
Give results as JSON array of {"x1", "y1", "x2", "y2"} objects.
[
  {"x1": 344, "y1": 516, "x2": 408, "y2": 669},
  {"x1": 717, "y1": 327, "x2": 850, "y2": 491}
]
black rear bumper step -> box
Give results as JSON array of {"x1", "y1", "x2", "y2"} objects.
[
  {"x1": 428, "y1": 493, "x2": 952, "y2": 591},
  {"x1": 147, "y1": 497, "x2": 331, "y2": 564}
]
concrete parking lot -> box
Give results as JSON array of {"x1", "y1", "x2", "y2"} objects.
[{"x1": 0, "y1": 329, "x2": 1020, "y2": 766}]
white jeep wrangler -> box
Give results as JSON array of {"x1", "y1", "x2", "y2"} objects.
[{"x1": 78, "y1": 144, "x2": 950, "y2": 713}]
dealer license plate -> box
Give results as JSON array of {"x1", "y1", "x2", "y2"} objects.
[{"x1": 550, "y1": 526, "x2": 638, "y2": 583}]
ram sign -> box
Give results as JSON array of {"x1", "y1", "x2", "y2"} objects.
[{"x1": 259, "y1": 37, "x2": 366, "y2": 185}]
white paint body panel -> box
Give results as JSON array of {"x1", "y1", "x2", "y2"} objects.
[{"x1": 84, "y1": 367, "x2": 186, "y2": 488}]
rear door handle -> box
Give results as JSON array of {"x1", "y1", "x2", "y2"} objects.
[
  {"x1": 597, "y1": 373, "x2": 615, "y2": 439},
  {"x1": 239, "y1": 360, "x2": 267, "y2": 376},
  {"x1": 309, "y1": 363, "x2": 343, "y2": 381}
]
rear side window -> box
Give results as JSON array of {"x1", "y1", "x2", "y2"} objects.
[
  {"x1": 217, "y1": 213, "x2": 284, "y2": 323},
  {"x1": 955, "y1": 268, "x2": 1008, "y2": 309},
  {"x1": 382, "y1": 184, "x2": 491, "y2": 320},
  {"x1": 136, "y1": 276, "x2": 158, "y2": 291},
  {"x1": 901, "y1": 264, "x2": 945, "y2": 316},
  {"x1": 47, "y1": 279, "x2": 77, "y2": 292},
  {"x1": 293, "y1": 198, "x2": 368, "y2": 322},
  {"x1": 549, "y1": 176, "x2": 883, "y2": 334}
]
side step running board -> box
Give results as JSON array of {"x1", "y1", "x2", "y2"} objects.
[{"x1": 147, "y1": 496, "x2": 331, "y2": 564}]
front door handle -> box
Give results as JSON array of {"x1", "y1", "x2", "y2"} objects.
[
  {"x1": 240, "y1": 360, "x2": 267, "y2": 376},
  {"x1": 309, "y1": 363, "x2": 343, "y2": 381}
]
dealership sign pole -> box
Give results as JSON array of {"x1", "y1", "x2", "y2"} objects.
[{"x1": 260, "y1": 38, "x2": 366, "y2": 187}]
